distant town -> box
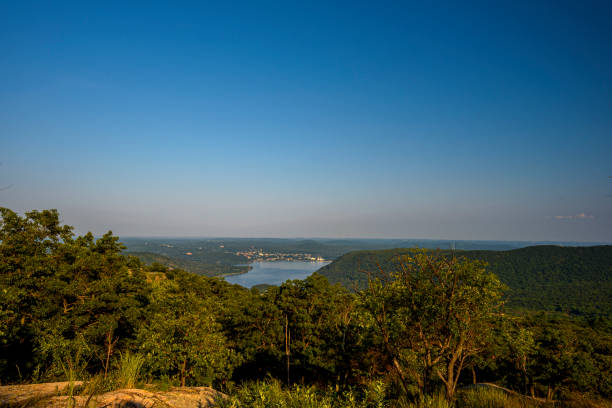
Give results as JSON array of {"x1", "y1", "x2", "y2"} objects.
[
  {"x1": 160, "y1": 242, "x2": 329, "y2": 263},
  {"x1": 233, "y1": 248, "x2": 327, "y2": 263}
]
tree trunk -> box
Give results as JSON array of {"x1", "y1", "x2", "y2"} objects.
[
  {"x1": 443, "y1": 371, "x2": 455, "y2": 400},
  {"x1": 521, "y1": 357, "x2": 528, "y2": 395},
  {"x1": 471, "y1": 366, "x2": 477, "y2": 385},
  {"x1": 443, "y1": 358, "x2": 456, "y2": 399},
  {"x1": 180, "y1": 358, "x2": 187, "y2": 387},
  {"x1": 445, "y1": 341, "x2": 467, "y2": 400},
  {"x1": 422, "y1": 364, "x2": 431, "y2": 395},
  {"x1": 437, "y1": 346, "x2": 466, "y2": 400},
  {"x1": 392, "y1": 357, "x2": 412, "y2": 396},
  {"x1": 103, "y1": 331, "x2": 116, "y2": 379},
  {"x1": 547, "y1": 385, "x2": 553, "y2": 401},
  {"x1": 285, "y1": 315, "x2": 290, "y2": 385}
]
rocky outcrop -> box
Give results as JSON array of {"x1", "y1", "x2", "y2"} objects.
[
  {"x1": 0, "y1": 383, "x2": 226, "y2": 408},
  {"x1": 0, "y1": 382, "x2": 84, "y2": 406}
]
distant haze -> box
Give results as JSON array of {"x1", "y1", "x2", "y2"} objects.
[{"x1": 1, "y1": 2, "x2": 611, "y2": 242}]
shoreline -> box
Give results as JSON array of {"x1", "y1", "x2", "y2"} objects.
[
  {"x1": 219, "y1": 264, "x2": 253, "y2": 278},
  {"x1": 220, "y1": 259, "x2": 331, "y2": 279}
]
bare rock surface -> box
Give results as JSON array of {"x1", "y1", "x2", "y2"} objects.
[
  {"x1": 0, "y1": 383, "x2": 225, "y2": 408},
  {"x1": 0, "y1": 382, "x2": 84, "y2": 406}
]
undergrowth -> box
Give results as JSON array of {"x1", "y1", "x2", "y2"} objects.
[{"x1": 216, "y1": 382, "x2": 612, "y2": 408}]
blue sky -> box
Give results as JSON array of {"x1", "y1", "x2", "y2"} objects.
[{"x1": 1, "y1": 1, "x2": 611, "y2": 241}]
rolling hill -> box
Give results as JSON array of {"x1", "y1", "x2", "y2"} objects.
[{"x1": 317, "y1": 245, "x2": 612, "y2": 318}]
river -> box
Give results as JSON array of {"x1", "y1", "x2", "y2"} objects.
[{"x1": 224, "y1": 260, "x2": 330, "y2": 288}]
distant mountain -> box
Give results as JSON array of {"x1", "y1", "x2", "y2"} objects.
[
  {"x1": 317, "y1": 245, "x2": 612, "y2": 318},
  {"x1": 126, "y1": 251, "x2": 249, "y2": 276},
  {"x1": 126, "y1": 251, "x2": 180, "y2": 268}
]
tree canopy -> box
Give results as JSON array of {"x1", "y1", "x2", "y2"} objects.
[{"x1": 1, "y1": 207, "x2": 610, "y2": 403}]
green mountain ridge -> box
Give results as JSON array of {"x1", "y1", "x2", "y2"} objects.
[
  {"x1": 317, "y1": 245, "x2": 612, "y2": 318},
  {"x1": 125, "y1": 250, "x2": 249, "y2": 276}
]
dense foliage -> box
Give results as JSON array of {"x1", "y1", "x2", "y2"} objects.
[
  {"x1": 1, "y1": 208, "x2": 610, "y2": 405},
  {"x1": 360, "y1": 252, "x2": 505, "y2": 399},
  {"x1": 317, "y1": 246, "x2": 612, "y2": 318}
]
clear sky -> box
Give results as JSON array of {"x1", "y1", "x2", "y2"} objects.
[{"x1": 1, "y1": 1, "x2": 611, "y2": 242}]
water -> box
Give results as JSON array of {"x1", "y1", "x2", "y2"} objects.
[{"x1": 224, "y1": 261, "x2": 330, "y2": 288}]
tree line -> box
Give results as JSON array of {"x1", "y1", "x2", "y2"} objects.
[
  {"x1": 317, "y1": 245, "x2": 612, "y2": 319},
  {"x1": 0, "y1": 208, "x2": 610, "y2": 403}
]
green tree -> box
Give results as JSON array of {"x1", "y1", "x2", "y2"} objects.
[
  {"x1": 138, "y1": 278, "x2": 234, "y2": 386},
  {"x1": 216, "y1": 284, "x2": 285, "y2": 381},
  {"x1": 524, "y1": 314, "x2": 612, "y2": 399},
  {"x1": 266, "y1": 273, "x2": 356, "y2": 385},
  {"x1": 0, "y1": 208, "x2": 74, "y2": 379},
  {"x1": 0, "y1": 208, "x2": 149, "y2": 381},
  {"x1": 38, "y1": 231, "x2": 150, "y2": 378},
  {"x1": 360, "y1": 249, "x2": 505, "y2": 400}
]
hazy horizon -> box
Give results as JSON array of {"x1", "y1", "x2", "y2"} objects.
[
  {"x1": 2, "y1": 2, "x2": 611, "y2": 242},
  {"x1": 116, "y1": 235, "x2": 612, "y2": 246}
]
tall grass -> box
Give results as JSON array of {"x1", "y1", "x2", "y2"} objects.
[
  {"x1": 217, "y1": 379, "x2": 381, "y2": 408},
  {"x1": 456, "y1": 387, "x2": 542, "y2": 408},
  {"x1": 55, "y1": 339, "x2": 89, "y2": 402},
  {"x1": 219, "y1": 380, "x2": 333, "y2": 408},
  {"x1": 399, "y1": 391, "x2": 453, "y2": 408},
  {"x1": 114, "y1": 351, "x2": 145, "y2": 389},
  {"x1": 212, "y1": 381, "x2": 612, "y2": 408},
  {"x1": 217, "y1": 380, "x2": 452, "y2": 408}
]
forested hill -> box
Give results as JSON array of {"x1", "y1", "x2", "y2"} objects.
[{"x1": 317, "y1": 245, "x2": 612, "y2": 318}]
